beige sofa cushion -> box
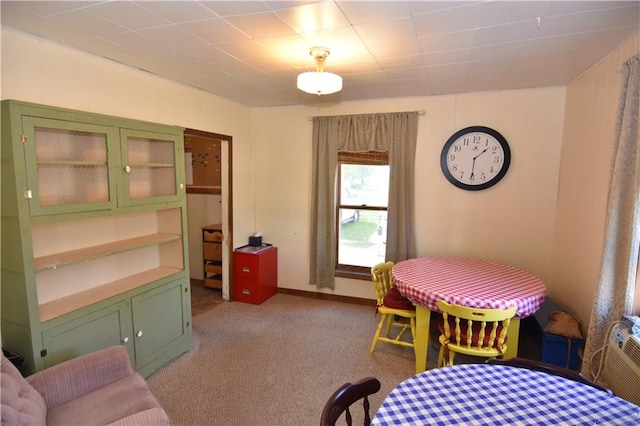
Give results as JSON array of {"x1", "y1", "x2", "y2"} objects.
[
  {"x1": 1, "y1": 355, "x2": 47, "y2": 425},
  {"x1": 46, "y1": 372, "x2": 169, "y2": 426},
  {"x1": 2, "y1": 346, "x2": 171, "y2": 426}
]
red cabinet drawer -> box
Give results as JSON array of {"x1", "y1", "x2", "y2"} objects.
[
  {"x1": 234, "y1": 255, "x2": 259, "y2": 279},
  {"x1": 233, "y1": 246, "x2": 277, "y2": 305}
]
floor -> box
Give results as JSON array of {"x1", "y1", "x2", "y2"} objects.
[
  {"x1": 515, "y1": 316, "x2": 543, "y2": 361},
  {"x1": 188, "y1": 278, "x2": 542, "y2": 361},
  {"x1": 190, "y1": 279, "x2": 224, "y2": 317}
]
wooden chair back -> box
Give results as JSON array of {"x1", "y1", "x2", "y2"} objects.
[
  {"x1": 371, "y1": 261, "x2": 394, "y2": 305},
  {"x1": 437, "y1": 300, "x2": 517, "y2": 366},
  {"x1": 486, "y1": 358, "x2": 611, "y2": 393},
  {"x1": 369, "y1": 262, "x2": 416, "y2": 353},
  {"x1": 320, "y1": 377, "x2": 381, "y2": 426}
]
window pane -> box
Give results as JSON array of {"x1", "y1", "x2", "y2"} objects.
[
  {"x1": 337, "y1": 163, "x2": 389, "y2": 270},
  {"x1": 338, "y1": 210, "x2": 387, "y2": 267},
  {"x1": 340, "y1": 164, "x2": 389, "y2": 207}
]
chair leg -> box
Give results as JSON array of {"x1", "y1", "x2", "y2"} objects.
[
  {"x1": 409, "y1": 318, "x2": 416, "y2": 346},
  {"x1": 447, "y1": 350, "x2": 456, "y2": 366},
  {"x1": 437, "y1": 344, "x2": 444, "y2": 367},
  {"x1": 395, "y1": 325, "x2": 409, "y2": 341},
  {"x1": 383, "y1": 315, "x2": 394, "y2": 338},
  {"x1": 370, "y1": 314, "x2": 387, "y2": 354}
]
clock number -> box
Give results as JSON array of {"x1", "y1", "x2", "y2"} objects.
[
  {"x1": 462, "y1": 137, "x2": 470, "y2": 146},
  {"x1": 454, "y1": 144, "x2": 462, "y2": 152},
  {"x1": 449, "y1": 154, "x2": 456, "y2": 161},
  {"x1": 473, "y1": 135, "x2": 481, "y2": 144}
]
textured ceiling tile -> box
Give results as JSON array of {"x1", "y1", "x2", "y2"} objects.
[
  {"x1": 138, "y1": 1, "x2": 219, "y2": 23},
  {"x1": 1, "y1": 0, "x2": 637, "y2": 107},
  {"x1": 275, "y1": 1, "x2": 350, "y2": 33},
  {"x1": 225, "y1": 12, "x2": 298, "y2": 39},
  {"x1": 87, "y1": 2, "x2": 170, "y2": 31}
]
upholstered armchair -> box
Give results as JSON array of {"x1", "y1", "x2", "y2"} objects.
[{"x1": 1, "y1": 345, "x2": 170, "y2": 425}]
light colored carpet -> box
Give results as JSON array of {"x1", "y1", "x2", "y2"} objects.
[{"x1": 146, "y1": 293, "x2": 442, "y2": 426}]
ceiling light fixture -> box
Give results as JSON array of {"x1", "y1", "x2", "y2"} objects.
[{"x1": 297, "y1": 47, "x2": 343, "y2": 96}]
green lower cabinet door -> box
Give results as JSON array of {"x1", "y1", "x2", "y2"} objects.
[
  {"x1": 131, "y1": 279, "x2": 186, "y2": 373},
  {"x1": 41, "y1": 300, "x2": 132, "y2": 369}
]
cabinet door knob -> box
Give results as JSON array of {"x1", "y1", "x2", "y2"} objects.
[
  {"x1": 122, "y1": 337, "x2": 130, "y2": 344},
  {"x1": 125, "y1": 165, "x2": 131, "y2": 173},
  {"x1": 136, "y1": 330, "x2": 143, "y2": 338}
]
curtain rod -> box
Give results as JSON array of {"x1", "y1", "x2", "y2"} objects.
[{"x1": 308, "y1": 110, "x2": 425, "y2": 121}]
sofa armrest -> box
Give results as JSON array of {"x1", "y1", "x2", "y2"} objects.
[{"x1": 26, "y1": 346, "x2": 133, "y2": 409}]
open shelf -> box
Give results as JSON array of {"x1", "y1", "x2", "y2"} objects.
[
  {"x1": 38, "y1": 160, "x2": 107, "y2": 166},
  {"x1": 34, "y1": 233, "x2": 181, "y2": 272},
  {"x1": 39, "y1": 266, "x2": 181, "y2": 322},
  {"x1": 129, "y1": 163, "x2": 174, "y2": 167}
]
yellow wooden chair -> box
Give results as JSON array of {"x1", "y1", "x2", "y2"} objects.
[
  {"x1": 436, "y1": 300, "x2": 516, "y2": 367},
  {"x1": 370, "y1": 261, "x2": 416, "y2": 353}
]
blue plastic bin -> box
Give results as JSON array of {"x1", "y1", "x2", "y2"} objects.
[{"x1": 534, "y1": 297, "x2": 583, "y2": 370}]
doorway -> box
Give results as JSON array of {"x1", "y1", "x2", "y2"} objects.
[{"x1": 184, "y1": 128, "x2": 233, "y2": 312}]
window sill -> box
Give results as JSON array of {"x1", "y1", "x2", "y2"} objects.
[{"x1": 335, "y1": 269, "x2": 370, "y2": 281}]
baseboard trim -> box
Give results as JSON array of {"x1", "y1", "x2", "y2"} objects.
[{"x1": 277, "y1": 288, "x2": 374, "y2": 306}]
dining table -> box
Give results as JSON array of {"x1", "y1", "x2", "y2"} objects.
[
  {"x1": 372, "y1": 363, "x2": 640, "y2": 425},
  {"x1": 392, "y1": 256, "x2": 546, "y2": 373}
]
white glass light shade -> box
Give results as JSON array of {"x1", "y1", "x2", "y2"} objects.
[{"x1": 297, "y1": 71, "x2": 343, "y2": 95}]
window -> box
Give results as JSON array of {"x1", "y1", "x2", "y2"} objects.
[{"x1": 336, "y1": 151, "x2": 389, "y2": 276}]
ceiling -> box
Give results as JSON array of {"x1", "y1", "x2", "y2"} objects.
[{"x1": 2, "y1": 1, "x2": 639, "y2": 107}]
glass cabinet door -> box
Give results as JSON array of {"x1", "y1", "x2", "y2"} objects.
[
  {"x1": 119, "y1": 129, "x2": 184, "y2": 205},
  {"x1": 22, "y1": 116, "x2": 119, "y2": 215}
]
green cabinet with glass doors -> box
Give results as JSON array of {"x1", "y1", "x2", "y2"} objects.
[{"x1": 1, "y1": 100, "x2": 192, "y2": 377}]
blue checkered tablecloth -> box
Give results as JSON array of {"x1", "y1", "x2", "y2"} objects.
[{"x1": 372, "y1": 364, "x2": 640, "y2": 425}]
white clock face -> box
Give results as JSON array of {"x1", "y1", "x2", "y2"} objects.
[{"x1": 441, "y1": 127, "x2": 511, "y2": 191}]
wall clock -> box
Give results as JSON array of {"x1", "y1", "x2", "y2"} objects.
[{"x1": 440, "y1": 126, "x2": 511, "y2": 191}]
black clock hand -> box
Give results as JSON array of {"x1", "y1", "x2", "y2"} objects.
[
  {"x1": 471, "y1": 147, "x2": 489, "y2": 180},
  {"x1": 473, "y1": 147, "x2": 489, "y2": 160},
  {"x1": 470, "y1": 157, "x2": 476, "y2": 179}
]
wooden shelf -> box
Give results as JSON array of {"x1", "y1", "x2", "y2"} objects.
[
  {"x1": 39, "y1": 266, "x2": 181, "y2": 322},
  {"x1": 34, "y1": 233, "x2": 181, "y2": 272},
  {"x1": 38, "y1": 160, "x2": 107, "y2": 166},
  {"x1": 129, "y1": 162, "x2": 174, "y2": 168}
]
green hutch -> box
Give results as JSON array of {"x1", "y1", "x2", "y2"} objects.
[{"x1": 1, "y1": 100, "x2": 192, "y2": 377}]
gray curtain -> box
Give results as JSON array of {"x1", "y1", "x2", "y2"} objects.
[
  {"x1": 582, "y1": 54, "x2": 640, "y2": 378},
  {"x1": 310, "y1": 112, "x2": 419, "y2": 289}
]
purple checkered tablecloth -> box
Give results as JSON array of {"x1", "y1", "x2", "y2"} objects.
[{"x1": 372, "y1": 364, "x2": 640, "y2": 425}]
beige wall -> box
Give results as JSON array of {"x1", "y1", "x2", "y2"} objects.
[
  {"x1": 551, "y1": 33, "x2": 640, "y2": 326},
  {"x1": 252, "y1": 88, "x2": 566, "y2": 299}
]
